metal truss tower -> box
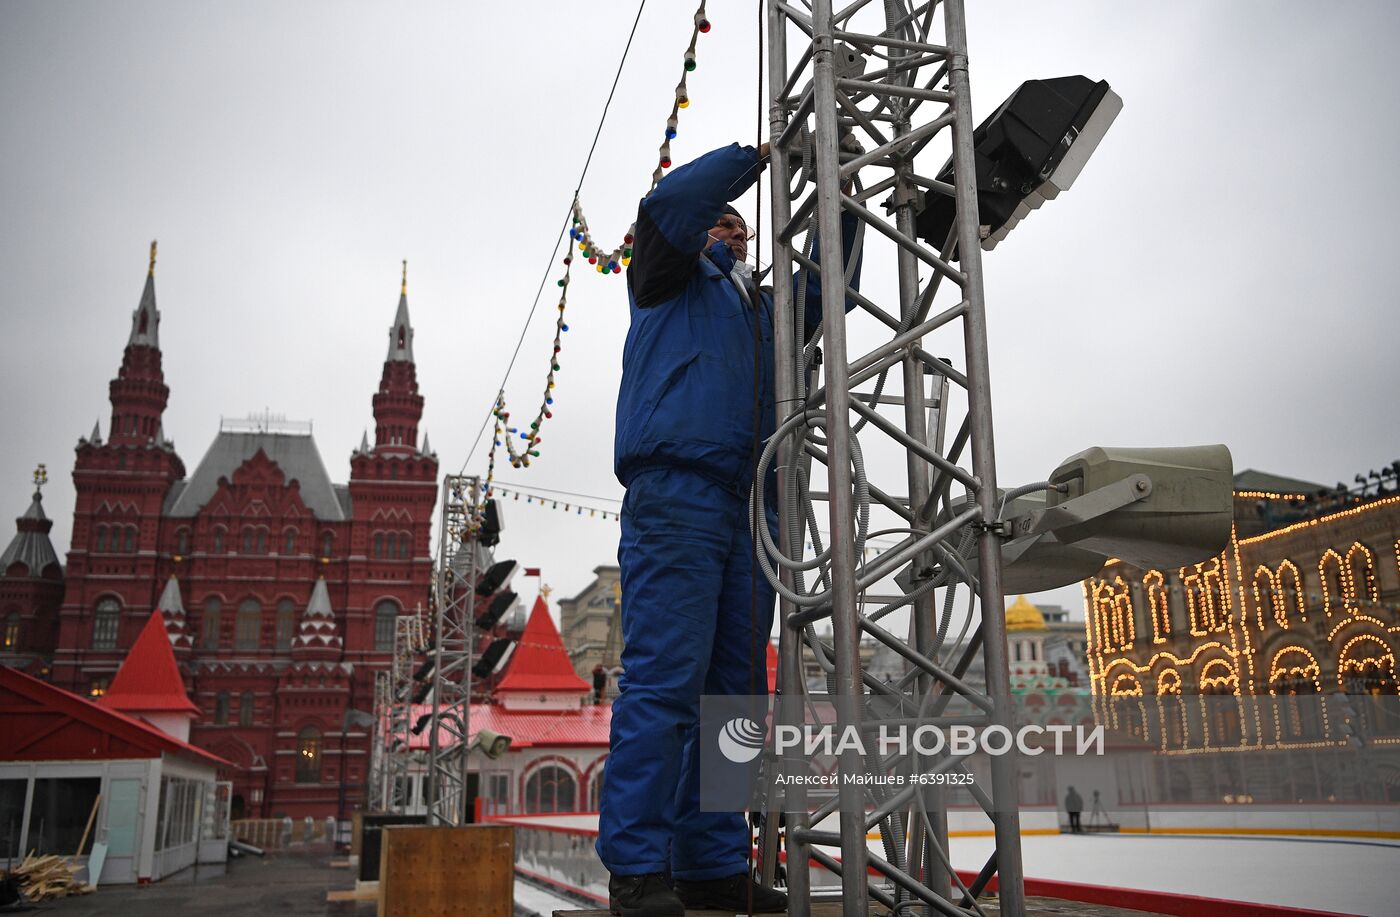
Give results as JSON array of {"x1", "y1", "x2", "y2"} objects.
[
  {"x1": 367, "y1": 668, "x2": 392, "y2": 811},
  {"x1": 425, "y1": 475, "x2": 481, "y2": 826},
  {"x1": 763, "y1": 0, "x2": 1025, "y2": 914},
  {"x1": 387, "y1": 612, "x2": 428, "y2": 812}
]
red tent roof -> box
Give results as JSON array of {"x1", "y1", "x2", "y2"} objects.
[
  {"x1": 494, "y1": 596, "x2": 590, "y2": 694},
  {"x1": 97, "y1": 610, "x2": 200, "y2": 716},
  {"x1": 0, "y1": 666, "x2": 227, "y2": 769}
]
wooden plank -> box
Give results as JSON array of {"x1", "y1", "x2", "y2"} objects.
[{"x1": 378, "y1": 825, "x2": 514, "y2": 917}]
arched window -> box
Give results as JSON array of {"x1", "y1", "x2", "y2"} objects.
[
  {"x1": 375, "y1": 600, "x2": 399, "y2": 651},
  {"x1": 1320, "y1": 550, "x2": 1346, "y2": 613},
  {"x1": 242, "y1": 527, "x2": 254, "y2": 554},
  {"x1": 373, "y1": 532, "x2": 384, "y2": 559},
  {"x1": 283, "y1": 528, "x2": 297, "y2": 555},
  {"x1": 587, "y1": 760, "x2": 606, "y2": 812},
  {"x1": 239, "y1": 691, "x2": 255, "y2": 727},
  {"x1": 93, "y1": 598, "x2": 120, "y2": 649},
  {"x1": 275, "y1": 598, "x2": 296, "y2": 650},
  {"x1": 3, "y1": 612, "x2": 20, "y2": 649},
  {"x1": 1145, "y1": 571, "x2": 1170, "y2": 642},
  {"x1": 385, "y1": 533, "x2": 397, "y2": 559},
  {"x1": 212, "y1": 527, "x2": 226, "y2": 555},
  {"x1": 202, "y1": 598, "x2": 222, "y2": 648},
  {"x1": 1346, "y1": 543, "x2": 1378, "y2": 605},
  {"x1": 176, "y1": 527, "x2": 191, "y2": 556},
  {"x1": 123, "y1": 526, "x2": 136, "y2": 553},
  {"x1": 1201, "y1": 663, "x2": 1240, "y2": 746},
  {"x1": 399, "y1": 532, "x2": 411, "y2": 559},
  {"x1": 524, "y1": 765, "x2": 577, "y2": 814},
  {"x1": 1253, "y1": 567, "x2": 1280, "y2": 630},
  {"x1": 296, "y1": 727, "x2": 322, "y2": 783},
  {"x1": 236, "y1": 599, "x2": 262, "y2": 650},
  {"x1": 1278, "y1": 560, "x2": 1306, "y2": 622},
  {"x1": 215, "y1": 691, "x2": 230, "y2": 725},
  {"x1": 255, "y1": 527, "x2": 268, "y2": 554},
  {"x1": 95, "y1": 525, "x2": 108, "y2": 553},
  {"x1": 321, "y1": 531, "x2": 333, "y2": 557}
]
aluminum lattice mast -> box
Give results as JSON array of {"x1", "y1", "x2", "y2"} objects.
[
  {"x1": 763, "y1": 1, "x2": 1026, "y2": 914},
  {"x1": 425, "y1": 474, "x2": 481, "y2": 825},
  {"x1": 387, "y1": 613, "x2": 427, "y2": 812},
  {"x1": 367, "y1": 668, "x2": 392, "y2": 811}
]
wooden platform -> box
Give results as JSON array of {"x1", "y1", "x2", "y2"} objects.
[{"x1": 556, "y1": 897, "x2": 1164, "y2": 917}]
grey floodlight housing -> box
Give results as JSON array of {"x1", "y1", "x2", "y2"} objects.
[
  {"x1": 991, "y1": 444, "x2": 1234, "y2": 592},
  {"x1": 916, "y1": 75, "x2": 1123, "y2": 252},
  {"x1": 471, "y1": 728, "x2": 512, "y2": 760}
]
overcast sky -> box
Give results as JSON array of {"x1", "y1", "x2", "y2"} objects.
[{"x1": 3, "y1": 1, "x2": 1397, "y2": 626}]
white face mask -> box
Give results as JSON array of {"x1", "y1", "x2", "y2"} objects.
[{"x1": 731, "y1": 260, "x2": 753, "y2": 281}]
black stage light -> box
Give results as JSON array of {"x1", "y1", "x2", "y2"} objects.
[
  {"x1": 916, "y1": 75, "x2": 1122, "y2": 252},
  {"x1": 412, "y1": 712, "x2": 434, "y2": 735},
  {"x1": 475, "y1": 559, "x2": 519, "y2": 597},
  {"x1": 413, "y1": 659, "x2": 435, "y2": 682},
  {"x1": 411, "y1": 682, "x2": 433, "y2": 705},
  {"x1": 475, "y1": 590, "x2": 518, "y2": 630},
  {"x1": 479, "y1": 499, "x2": 504, "y2": 548},
  {"x1": 472, "y1": 638, "x2": 514, "y2": 679}
]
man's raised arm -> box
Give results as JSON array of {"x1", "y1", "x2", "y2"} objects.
[{"x1": 629, "y1": 142, "x2": 766, "y2": 308}]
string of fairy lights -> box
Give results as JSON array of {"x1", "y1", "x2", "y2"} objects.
[{"x1": 475, "y1": 3, "x2": 711, "y2": 525}]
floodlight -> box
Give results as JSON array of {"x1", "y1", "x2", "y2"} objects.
[
  {"x1": 413, "y1": 659, "x2": 435, "y2": 682},
  {"x1": 470, "y1": 728, "x2": 512, "y2": 760},
  {"x1": 475, "y1": 590, "x2": 518, "y2": 630},
  {"x1": 971, "y1": 444, "x2": 1233, "y2": 592},
  {"x1": 472, "y1": 638, "x2": 514, "y2": 679},
  {"x1": 916, "y1": 75, "x2": 1122, "y2": 252},
  {"x1": 475, "y1": 559, "x2": 519, "y2": 596},
  {"x1": 479, "y1": 499, "x2": 504, "y2": 548}
]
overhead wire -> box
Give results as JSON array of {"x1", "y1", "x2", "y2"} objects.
[{"x1": 459, "y1": 0, "x2": 650, "y2": 474}]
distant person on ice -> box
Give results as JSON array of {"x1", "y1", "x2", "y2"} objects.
[
  {"x1": 1065, "y1": 786, "x2": 1084, "y2": 834},
  {"x1": 598, "y1": 141, "x2": 862, "y2": 917}
]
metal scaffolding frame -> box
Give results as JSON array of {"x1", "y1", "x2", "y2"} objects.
[
  {"x1": 367, "y1": 668, "x2": 392, "y2": 811},
  {"x1": 762, "y1": 1, "x2": 1025, "y2": 914},
  {"x1": 387, "y1": 612, "x2": 428, "y2": 812},
  {"x1": 425, "y1": 474, "x2": 481, "y2": 825}
]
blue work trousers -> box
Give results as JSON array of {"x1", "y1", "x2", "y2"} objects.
[{"x1": 596, "y1": 467, "x2": 776, "y2": 880}]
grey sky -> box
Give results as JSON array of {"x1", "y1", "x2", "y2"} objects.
[{"x1": 2, "y1": 1, "x2": 1397, "y2": 620}]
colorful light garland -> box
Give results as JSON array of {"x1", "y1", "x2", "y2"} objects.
[{"x1": 474, "y1": 3, "x2": 712, "y2": 521}]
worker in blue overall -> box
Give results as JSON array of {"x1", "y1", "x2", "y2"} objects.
[{"x1": 599, "y1": 141, "x2": 862, "y2": 917}]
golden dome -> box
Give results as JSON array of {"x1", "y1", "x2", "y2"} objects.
[{"x1": 1005, "y1": 595, "x2": 1047, "y2": 632}]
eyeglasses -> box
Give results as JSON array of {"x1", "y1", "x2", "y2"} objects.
[{"x1": 714, "y1": 216, "x2": 757, "y2": 241}]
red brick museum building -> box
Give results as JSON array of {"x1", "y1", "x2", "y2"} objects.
[{"x1": 0, "y1": 250, "x2": 439, "y2": 818}]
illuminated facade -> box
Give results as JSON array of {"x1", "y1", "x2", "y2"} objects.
[{"x1": 1082, "y1": 468, "x2": 1400, "y2": 803}]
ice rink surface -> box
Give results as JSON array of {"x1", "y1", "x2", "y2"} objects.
[{"x1": 943, "y1": 832, "x2": 1400, "y2": 917}]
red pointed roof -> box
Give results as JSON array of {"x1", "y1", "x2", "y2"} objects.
[
  {"x1": 0, "y1": 666, "x2": 226, "y2": 768},
  {"x1": 97, "y1": 610, "x2": 200, "y2": 716},
  {"x1": 494, "y1": 596, "x2": 590, "y2": 694}
]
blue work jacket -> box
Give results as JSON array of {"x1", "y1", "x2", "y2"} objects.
[{"x1": 614, "y1": 142, "x2": 862, "y2": 495}]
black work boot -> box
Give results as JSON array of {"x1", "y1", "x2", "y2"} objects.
[
  {"x1": 675, "y1": 873, "x2": 788, "y2": 913},
  {"x1": 609, "y1": 873, "x2": 685, "y2": 917}
]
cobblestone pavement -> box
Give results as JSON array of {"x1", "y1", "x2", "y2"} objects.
[{"x1": 31, "y1": 846, "x2": 374, "y2": 917}]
